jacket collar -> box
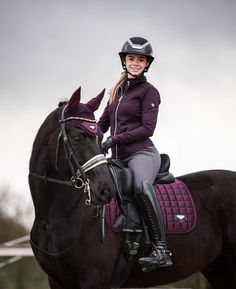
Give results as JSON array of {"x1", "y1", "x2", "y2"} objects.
[{"x1": 127, "y1": 75, "x2": 147, "y2": 86}]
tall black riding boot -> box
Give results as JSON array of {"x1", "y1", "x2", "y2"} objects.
[{"x1": 136, "y1": 181, "x2": 172, "y2": 272}]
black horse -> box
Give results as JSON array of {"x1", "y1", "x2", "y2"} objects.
[{"x1": 29, "y1": 87, "x2": 236, "y2": 289}]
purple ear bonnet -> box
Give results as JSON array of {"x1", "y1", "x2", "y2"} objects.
[
  {"x1": 58, "y1": 87, "x2": 105, "y2": 135},
  {"x1": 65, "y1": 103, "x2": 100, "y2": 135}
]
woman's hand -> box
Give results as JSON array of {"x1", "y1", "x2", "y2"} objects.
[{"x1": 101, "y1": 136, "x2": 114, "y2": 154}]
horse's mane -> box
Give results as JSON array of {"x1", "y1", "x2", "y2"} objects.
[{"x1": 29, "y1": 108, "x2": 59, "y2": 171}]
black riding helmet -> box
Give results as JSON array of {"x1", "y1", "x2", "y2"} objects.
[{"x1": 119, "y1": 37, "x2": 155, "y2": 72}]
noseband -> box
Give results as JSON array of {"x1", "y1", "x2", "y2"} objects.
[{"x1": 30, "y1": 104, "x2": 107, "y2": 206}]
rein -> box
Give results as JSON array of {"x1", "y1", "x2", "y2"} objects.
[{"x1": 30, "y1": 104, "x2": 107, "y2": 206}]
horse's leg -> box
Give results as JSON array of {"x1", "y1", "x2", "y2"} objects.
[{"x1": 202, "y1": 256, "x2": 236, "y2": 289}]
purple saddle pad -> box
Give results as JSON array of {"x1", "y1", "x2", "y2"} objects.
[{"x1": 106, "y1": 179, "x2": 196, "y2": 234}]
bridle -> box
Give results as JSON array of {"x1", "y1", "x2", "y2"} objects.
[{"x1": 30, "y1": 104, "x2": 107, "y2": 206}]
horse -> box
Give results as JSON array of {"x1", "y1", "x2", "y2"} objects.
[{"x1": 29, "y1": 87, "x2": 236, "y2": 289}]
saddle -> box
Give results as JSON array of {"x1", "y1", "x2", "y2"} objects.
[
  {"x1": 107, "y1": 154, "x2": 196, "y2": 288},
  {"x1": 107, "y1": 154, "x2": 175, "y2": 233}
]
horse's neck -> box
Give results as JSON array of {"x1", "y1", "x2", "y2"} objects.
[
  {"x1": 32, "y1": 185, "x2": 96, "y2": 253},
  {"x1": 33, "y1": 183, "x2": 94, "y2": 231}
]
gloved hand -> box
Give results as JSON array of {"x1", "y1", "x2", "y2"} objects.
[{"x1": 101, "y1": 136, "x2": 114, "y2": 154}]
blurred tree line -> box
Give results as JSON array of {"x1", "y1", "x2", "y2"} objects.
[
  {"x1": 0, "y1": 185, "x2": 49, "y2": 289},
  {"x1": 0, "y1": 184, "x2": 210, "y2": 289}
]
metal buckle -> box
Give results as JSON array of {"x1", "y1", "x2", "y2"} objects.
[{"x1": 71, "y1": 176, "x2": 85, "y2": 189}]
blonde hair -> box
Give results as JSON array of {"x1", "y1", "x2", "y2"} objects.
[{"x1": 108, "y1": 72, "x2": 128, "y2": 104}]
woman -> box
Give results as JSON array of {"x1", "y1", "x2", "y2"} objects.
[{"x1": 98, "y1": 37, "x2": 172, "y2": 272}]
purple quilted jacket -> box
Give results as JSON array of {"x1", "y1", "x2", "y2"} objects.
[{"x1": 98, "y1": 76, "x2": 161, "y2": 159}]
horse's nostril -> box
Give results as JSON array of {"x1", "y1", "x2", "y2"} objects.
[{"x1": 100, "y1": 188, "x2": 112, "y2": 202}]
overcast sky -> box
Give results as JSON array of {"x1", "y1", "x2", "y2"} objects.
[{"x1": 0, "y1": 0, "x2": 236, "y2": 221}]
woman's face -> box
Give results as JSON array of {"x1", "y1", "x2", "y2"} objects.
[{"x1": 124, "y1": 54, "x2": 149, "y2": 78}]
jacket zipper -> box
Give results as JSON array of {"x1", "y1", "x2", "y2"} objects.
[{"x1": 114, "y1": 81, "x2": 130, "y2": 158}]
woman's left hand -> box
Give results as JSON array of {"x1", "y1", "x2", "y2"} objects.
[{"x1": 101, "y1": 136, "x2": 114, "y2": 154}]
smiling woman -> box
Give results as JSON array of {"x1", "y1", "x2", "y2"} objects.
[
  {"x1": 124, "y1": 54, "x2": 149, "y2": 78},
  {"x1": 98, "y1": 36, "x2": 173, "y2": 271}
]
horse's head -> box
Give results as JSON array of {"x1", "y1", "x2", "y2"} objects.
[{"x1": 32, "y1": 87, "x2": 115, "y2": 206}]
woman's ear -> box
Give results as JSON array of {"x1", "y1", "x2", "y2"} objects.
[{"x1": 144, "y1": 63, "x2": 149, "y2": 72}]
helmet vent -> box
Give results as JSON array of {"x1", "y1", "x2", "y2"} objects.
[{"x1": 128, "y1": 39, "x2": 150, "y2": 50}]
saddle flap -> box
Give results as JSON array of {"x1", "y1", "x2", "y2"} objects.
[
  {"x1": 108, "y1": 159, "x2": 133, "y2": 200},
  {"x1": 118, "y1": 168, "x2": 133, "y2": 198}
]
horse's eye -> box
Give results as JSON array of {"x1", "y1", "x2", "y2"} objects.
[
  {"x1": 73, "y1": 134, "x2": 86, "y2": 142},
  {"x1": 73, "y1": 136, "x2": 83, "y2": 142},
  {"x1": 74, "y1": 137, "x2": 81, "y2": 141}
]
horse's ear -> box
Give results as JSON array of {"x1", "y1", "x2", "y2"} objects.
[
  {"x1": 86, "y1": 89, "x2": 105, "y2": 112},
  {"x1": 66, "y1": 87, "x2": 81, "y2": 113}
]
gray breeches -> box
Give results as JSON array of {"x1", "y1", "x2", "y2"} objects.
[{"x1": 122, "y1": 146, "x2": 161, "y2": 196}]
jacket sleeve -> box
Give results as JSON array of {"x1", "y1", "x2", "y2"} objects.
[
  {"x1": 112, "y1": 87, "x2": 160, "y2": 144},
  {"x1": 98, "y1": 104, "x2": 110, "y2": 133}
]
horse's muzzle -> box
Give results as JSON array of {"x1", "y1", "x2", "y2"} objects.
[{"x1": 92, "y1": 182, "x2": 115, "y2": 205}]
